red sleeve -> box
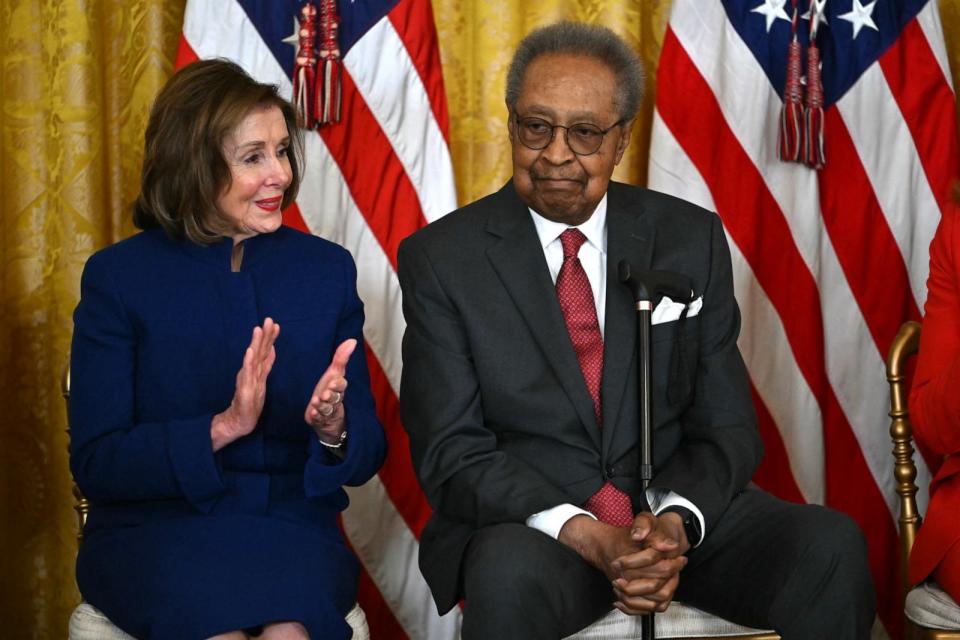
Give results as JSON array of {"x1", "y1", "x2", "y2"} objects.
[{"x1": 911, "y1": 208, "x2": 960, "y2": 457}]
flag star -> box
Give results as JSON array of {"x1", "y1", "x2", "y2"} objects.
[
  {"x1": 802, "y1": 0, "x2": 829, "y2": 30},
  {"x1": 283, "y1": 17, "x2": 300, "y2": 52},
  {"x1": 838, "y1": 0, "x2": 879, "y2": 39},
  {"x1": 751, "y1": 0, "x2": 792, "y2": 32}
]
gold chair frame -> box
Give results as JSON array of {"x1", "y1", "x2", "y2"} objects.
[
  {"x1": 887, "y1": 320, "x2": 960, "y2": 640},
  {"x1": 62, "y1": 364, "x2": 90, "y2": 541}
]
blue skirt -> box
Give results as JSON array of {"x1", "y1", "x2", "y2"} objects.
[{"x1": 77, "y1": 513, "x2": 359, "y2": 640}]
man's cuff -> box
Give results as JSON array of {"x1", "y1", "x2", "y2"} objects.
[
  {"x1": 646, "y1": 488, "x2": 706, "y2": 547},
  {"x1": 526, "y1": 504, "x2": 597, "y2": 539}
]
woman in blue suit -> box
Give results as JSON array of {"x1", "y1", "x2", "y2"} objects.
[{"x1": 69, "y1": 59, "x2": 386, "y2": 640}]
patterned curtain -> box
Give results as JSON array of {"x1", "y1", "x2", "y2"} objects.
[
  {"x1": 2, "y1": 0, "x2": 960, "y2": 636},
  {"x1": 0, "y1": 1, "x2": 184, "y2": 636}
]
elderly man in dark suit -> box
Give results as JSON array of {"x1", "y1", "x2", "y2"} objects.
[{"x1": 398, "y1": 21, "x2": 875, "y2": 640}]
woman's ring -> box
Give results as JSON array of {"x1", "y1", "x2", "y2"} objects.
[
  {"x1": 320, "y1": 404, "x2": 335, "y2": 417},
  {"x1": 332, "y1": 391, "x2": 342, "y2": 404}
]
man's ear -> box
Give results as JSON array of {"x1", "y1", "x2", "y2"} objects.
[
  {"x1": 614, "y1": 118, "x2": 635, "y2": 165},
  {"x1": 506, "y1": 102, "x2": 515, "y2": 141}
]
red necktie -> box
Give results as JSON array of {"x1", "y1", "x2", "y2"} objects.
[{"x1": 555, "y1": 229, "x2": 634, "y2": 527}]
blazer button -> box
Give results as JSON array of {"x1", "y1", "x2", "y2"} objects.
[{"x1": 605, "y1": 465, "x2": 617, "y2": 478}]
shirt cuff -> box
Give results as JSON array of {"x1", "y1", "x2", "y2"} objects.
[
  {"x1": 526, "y1": 503, "x2": 597, "y2": 539},
  {"x1": 647, "y1": 488, "x2": 706, "y2": 547}
]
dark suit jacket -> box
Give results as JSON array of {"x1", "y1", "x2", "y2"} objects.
[
  {"x1": 909, "y1": 206, "x2": 960, "y2": 586},
  {"x1": 398, "y1": 181, "x2": 762, "y2": 613}
]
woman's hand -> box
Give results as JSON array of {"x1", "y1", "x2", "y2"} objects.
[
  {"x1": 211, "y1": 318, "x2": 281, "y2": 451},
  {"x1": 305, "y1": 338, "x2": 356, "y2": 445}
]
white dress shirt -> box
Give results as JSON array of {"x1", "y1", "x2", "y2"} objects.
[{"x1": 523, "y1": 196, "x2": 706, "y2": 546}]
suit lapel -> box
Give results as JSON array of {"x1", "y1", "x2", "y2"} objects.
[
  {"x1": 485, "y1": 184, "x2": 601, "y2": 448},
  {"x1": 602, "y1": 185, "x2": 655, "y2": 456}
]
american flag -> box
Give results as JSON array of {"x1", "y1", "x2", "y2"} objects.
[
  {"x1": 649, "y1": 0, "x2": 958, "y2": 637},
  {"x1": 176, "y1": 1, "x2": 460, "y2": 638}
]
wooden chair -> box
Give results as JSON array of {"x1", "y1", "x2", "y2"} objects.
[
  {"x1": 61, "y1": 362, "x2": 370, "y2": 640},
  {"x1": 887, "y1": 321, "x2": 960, "y2": 639}
]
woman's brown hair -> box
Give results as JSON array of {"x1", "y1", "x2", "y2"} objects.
[{"x1": 133, "y1": 59, "x2": 304, "y2": 244}]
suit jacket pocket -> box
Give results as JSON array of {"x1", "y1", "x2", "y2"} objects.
[{"x1": 650, "y1": 315, "x2": 700, "y2": 406}]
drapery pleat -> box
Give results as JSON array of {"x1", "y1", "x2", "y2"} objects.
[{"x1": 0, "y1": 2, "x2": 183, "y2": 636}]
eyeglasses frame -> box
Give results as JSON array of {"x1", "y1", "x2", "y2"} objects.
[{"x1": 510, "y1": 109, "x2": 625, "y2": 156}]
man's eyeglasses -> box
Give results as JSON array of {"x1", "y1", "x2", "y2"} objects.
[{"x1": 512, "y1": 110, "x2": 624, "y2": 156}]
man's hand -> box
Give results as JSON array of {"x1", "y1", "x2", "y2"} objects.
[
  {"x1": 558, "y1": 515, "x2": 641, "y2": 580},
  {"x1": 611, "y1": 511, "x2": 690, "y2": 614},
  {"x1": 557, "y1": 512, "x2": 690, "y2": 615}
]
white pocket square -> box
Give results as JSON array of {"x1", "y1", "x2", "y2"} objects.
[{"x1": 651, "y1": 295, "x2": 703, "y2": 325}]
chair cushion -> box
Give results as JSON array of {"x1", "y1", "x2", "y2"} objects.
[
  {"x1": 564, "y1": 602, "x2": 775, "y2": 639},
  {"x1": 906, "y1": 582, "x2": 960, "y2": 630},
  {"x1": 69, "y1": 603, "x2": 136, "y2": 640},
  {"x1": 68, "y1": 602, "x2": 371, "y2": 639},
  {"x1": 345, "y1": 603, "x2": 370, "y2": 640}
]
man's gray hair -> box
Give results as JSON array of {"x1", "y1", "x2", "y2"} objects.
[{"x1": 505, "y1": 22, "x2": 645, "y2": 121}]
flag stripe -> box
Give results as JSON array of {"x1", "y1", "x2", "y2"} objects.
[
  {"x1": 656, "y1": 27, "x2": 901, "y2": 636},
  {"x1": 817, "y1": 107, "x2": 923, "y2": 358},
  {"x1": 281, "y1": 202, "x2": 310, "y2": 235},
  {"x1": 175, "y1": 34, "x2": 199, "y2": 68},
  {"x1": 343, "y1": 477, "x2": 462, "y2": 639},
  {"x1": 878, "y1": 18, "x2": 959, "y2": 212},
  {"x1": 834, "y1": 57, "x2": 940, "y2": 309},
  {"x1": 344, "y1": 17, "x2": 457, "y2": 224},
  {"x1": 365, "y1": 349, "x2": 433, "y2": 537},
  {"x1": 649, "y1": 112, "x2": 826, "y2": 504},
  {"x1": 750, "y1": 383, "x2": 807, "y2": 505},
  {"x1": 917, "y1": 1, "x2": 954, "y2": 91},
  {"x1": 387, "y1": 0, "x2": 451, "y2": 141},
  {"x1": 356, "y1": 566, "x2": 409, "y2": 639},
  {"x1": 316, "y1": 69, "x2": 427, "y2": 271},
  {"x1": 295, "y1": 133, "x2": 407, "y2": 390}
]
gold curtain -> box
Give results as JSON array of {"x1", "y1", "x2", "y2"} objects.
[
  {"x1": 3, "y1": 1, "x2": 960, "y2": 637},
  {"x1": 0, "y1": 1, "x2": 184, "y2": 636}
]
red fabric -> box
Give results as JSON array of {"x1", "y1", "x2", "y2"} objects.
[
  {"x1": 555, "y1": 229, "x2": 632, "y2": 527},
  {"x1": 934, "y1": 538, "x2": 960, "y2": 604},
  {"x1": 909, "y1": 206, "x2": 960, "y2": 586}
]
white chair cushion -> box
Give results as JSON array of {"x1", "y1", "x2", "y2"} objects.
[
  {"x1": 69, "y1": 603, "x2": 135, "y2": 640},
  {"x1": 68, "y1": 602, "x2": 370, "y2": 639},
  {"x1": 906, "y1": 582, "x2": 960, "y2": 630},
  {"x1": 564, "y1": 602, "x2": 775, "y2": 639},
  {"x1": 345, "y1": 603, "x2": 370, "y2": 640}
]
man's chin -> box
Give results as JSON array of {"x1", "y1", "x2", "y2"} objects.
[{"x1": 530, "y1": 194, "x2": 591, "y2": 225}]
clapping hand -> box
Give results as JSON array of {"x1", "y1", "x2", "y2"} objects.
[
  {"x1": 305, "y1": 338, "x2": 356, "y2": 445},
  {"x1": 211, "y1": 318, "x2": 281, "y2": 451}
]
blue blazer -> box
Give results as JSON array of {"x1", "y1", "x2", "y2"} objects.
[{"x1": 70, "y1": 226, "x2": 386, "y2": 639}]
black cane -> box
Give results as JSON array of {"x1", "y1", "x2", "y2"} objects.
[{"x1": 618, "y1": 261, "x2": 694, "y2": 640}]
